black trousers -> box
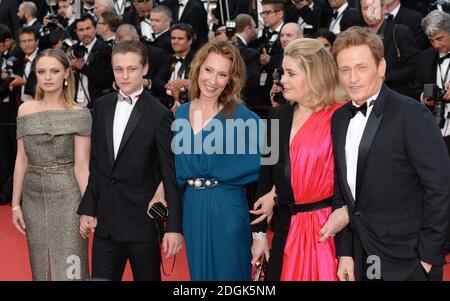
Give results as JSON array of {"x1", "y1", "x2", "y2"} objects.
[
  {"x1": 444, "y1": 136, "x2": 450, "y2": 253},
  {"x1": 92, "y1": 234, "x2": 161, "y2": 281},
  {"x1": 0, "y1": 125, "x2": 16, "y2": 204}
]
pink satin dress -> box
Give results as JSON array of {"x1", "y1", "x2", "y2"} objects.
[{"x1": 280, "y1": 103, "x2": 342, "y2": 281}]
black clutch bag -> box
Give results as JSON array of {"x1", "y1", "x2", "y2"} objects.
[{"x1": 147, "y1": 202, "x2": 168, "y2": 221}]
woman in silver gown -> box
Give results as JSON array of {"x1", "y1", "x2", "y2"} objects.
[{"x1": 11, "y1": 49, "x2": 91, "y2": 280}]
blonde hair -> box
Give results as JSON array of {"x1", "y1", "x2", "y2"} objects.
[
  {"x1": 284, "y1": 38, "x2": 346, "y2": 110},
  {"x1": 33, "y1": 48, "x2": 77, "y2": 108},
  {"x1": 188, "y1": 41, "x2": 245, "y2": 117}
]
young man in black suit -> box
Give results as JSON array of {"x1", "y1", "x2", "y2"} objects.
[
  {"x1": 360, "y1": 0, "x2": 420, "y2": 97},
  {"x1": 325, "y1": 0, "x2": 364, "y2": 34},
  {"x1": 71, "y1": 14, "x2": 114, "y2": 109},
  {"x1": 78, "y1": 40, "x2": 183, "y2": 281},
  {"x1": 331, "y1": 26, "x2": 450, "y2": 281}
]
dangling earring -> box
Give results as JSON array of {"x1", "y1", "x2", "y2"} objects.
[{"x1": 64, "y1": 79, "x2": 68, "y2": 87}]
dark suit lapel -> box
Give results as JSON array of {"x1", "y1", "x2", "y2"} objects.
[
  {"x1": 105, "y1": 96, "x2": 117, "y2": 166},
  {"x1": 355, "y1": 85, "x2": 387, "y2": 200},
  {"x1": 335, "y1": 104, "x2": 355, "y2": 205},
  {"x1": 115, "y1": 92, "x2": 148, "y2": 161},
  {"x1": 180, "y1": 1, "x2": 193, "y2": 21}
]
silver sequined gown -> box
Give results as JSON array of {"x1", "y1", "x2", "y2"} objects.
[{"x1": 16, "y1": 109, "x2": 91, "y2": 281}]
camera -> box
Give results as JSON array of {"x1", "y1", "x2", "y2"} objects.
[
  {"x1": 63, "y1": 40, "x2": 87, "y2": 59},
  {"x1": 423, "y1": 83, "x2": 448, "y2": 128},
  {"x1": 259, "y1": 41, "x2": 274, "y2": 55},
  {"x1": 46, "y1": 13, "x2": 67, "y2": 31},
  {"x1": 272, "y1": 68, "x2": 287, "y2": 105},
  {"x1": 0, "y1": 57, "x2": 18, "y2": 100},
  {"x1": 225, "y1": 20, "x2": 236, "y2": 40}
]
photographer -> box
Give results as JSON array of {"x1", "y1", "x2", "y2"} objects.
[
  {"x1": 43, "y1": 0, "x2": 76, "y2": 40},
  {"x1": 18, "y1": 2, "x2": 43, "y2": 33},
  {"x1": 284, "y1": 0, "x2": 332, "y2": 37},
  {"x1": 9, "y1": 27, "x2": 40, "y2": 103},
  {"x1": 412, "y1": 10, "x2": 450, "y2": 254},
  {"x1": 0, "y1": 24, "x2": 22, "y2": 205},
  {"x1": 71, "y1": 13, "x2": 114, "y2": 109}
]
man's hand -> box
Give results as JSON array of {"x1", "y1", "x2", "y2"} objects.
[
  {"x1": 162, "y1": 232, "x2": 183, "y2": 259},
  {"x1": 443, "y1": 83, "x2": 450, "y2": 101},
  {"x1": 337, "y1": 256, "x2": 355, "y2": 281},
  {"x1": 166, "y1": 79, "x2": 188, "y2": 93},
  {"x1": 9, "y1": 74, "x2": 26, "y2": 87},
  {"x1": 79, "y1": 215, "x2": 97, "y2": 239},
  {"x1": 318, "y1": 205, "x2": 349, "y2": 242},
  {"x1": 421, "y1": 96, "x2": 435, "y2": 107},
  {"x1": 70, "y1": 58, "x2": 85, "y2": 70}
]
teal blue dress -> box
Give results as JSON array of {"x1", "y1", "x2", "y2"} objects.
[{"x1": 173, "y1": 102, "x2": 261, "y2": 280}]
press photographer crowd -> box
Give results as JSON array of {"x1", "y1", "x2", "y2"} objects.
[{"x1": 0, "y1": 0, "x2": 450, "y2": 282}]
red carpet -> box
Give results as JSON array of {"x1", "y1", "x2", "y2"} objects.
[{"x1": 0, "y1": 203, "x2": 449, "y2": 281}]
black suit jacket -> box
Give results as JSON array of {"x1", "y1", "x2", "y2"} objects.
[
  {"x1": 0, "y1": 0, "x2": 21, "y2": 38},
  {"x1": 0, "y1": 43, "x2": 23, "y2": 123},
  {"x1": 74, "y1": 39, "x2": 114, "y2": 108},
  {"x1": 331, "y1": 84, "x2": 450, "y2": 280},
  {"x1": 379, "y1": 20, "x2": 420, "y2": 97},
  {"x1": 411, "y1": 48, "x2": 441, "y2": 101},
  {"x1": 237, "y1": 44, "x2": 260, "y2": 107},
  {"x1": 145, "y1": 44, "x2": 171, "y2": 95},
  {"x1": 150, "y1": 30, "x2": 173, "y2": 54},
  {"x1": 122, "y1": 10, "x2": 143, "y2": 36},
  {"x1": 284, "y1": 0, "x2": 332, "y2": 36},
  {"x1": 16, "y1": 50, "x2": 40, "y2": 98},
  {"x1": 322, "y1": 5, "x2": 364, "y2": 32},
  {"x1": 394, "y1": 6, "x2": 429, "y2": 50},
  {"x1": 162, "y1": 0, "x2": 209, "y2": 50},
  {"x1": 77, "y1": 91, "x2": 182, "y2": 242}
]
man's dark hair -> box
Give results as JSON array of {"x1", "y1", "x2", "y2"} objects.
[
  {"x1": 18, "y1": 27, "x2": 40, "y2": 41},
  {"x1": 170, "y1": 23, "x2": 196, "y2": 41},
  {"x1": 48, "y1": 28, "x2": 70, "y2": 47},
  {"x1": 0, "y1": 24, "x2": 12, "y2": 43},
  {"x1": 74, "y1": 13, "x2": 97, "y2": 30}
]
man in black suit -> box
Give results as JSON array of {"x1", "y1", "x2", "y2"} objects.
[
  {"x1": 361, "y1": 0, "x2": 419, "y2": 97},
  {"x1": 0, "y1": 0, "x2": 21, "y2": 38},
  {"x1": 331, "y1": 26, "x2": 450, "y2": 281},
  {"x1": 115, "y1": 24, "x2": 171, "y2": 99},
  {"x1": 161, "y1": 0, "x2": 208, "y2": 50},
  {"x1": 78, "y1": 40, "x2": 182, "y2": 281},
  {"x1": 9, "y1": 27, "x2": 40, "y2": 103},
  {"x1": 284, "y1": 0, "x2": 332, "y2": 37},
  {"x1": 70, "y1": 14, "x2": 114, "y2": 109},
  {"x1": 325, "y1": 0, "x2": 364, "y2": 34},
  {"x1": 150, "y1": 4, "x2": 173, "y2": 54},
  {"x1": 122, "y1": 0, "x2": 154, "y2": 41},
  {"x1": 412, "y1": 10, "x2": 450, "y2": 253},
  {"x1": 384, "y1": 0, "x2": 428, "y2": 50},
  {"x1": 17, "y1": 2, "x2": 43, "y2": 33},
  {"x1": 0, "y1": 25, "x2": 22, "y2": 205}
]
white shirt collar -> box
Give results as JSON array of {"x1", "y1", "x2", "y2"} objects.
[
  {"x1": 271, "y1": 21, "x2": 284, "y2": 33},
  {"x1": 335, "y1": 2, "x2": 349, "y2": 17},
  {"x1": 26, "y1": 48, "x2": 39, "y2": 61},
  {"x1": 389, "y1": 3, "x2": 401, "y2": 18},
  {"x1": 83, "y1": 37, "x2": 97, "y2": 53},
  {"x1": 154, "y1": 27, "x2": 170, "y2": 39},
  {"x1": 235, "y1": 34, "x2": 247, "y2": 46},
  {"x1": 26, "y1": 18, "x2": 37, "y2": 27},
  {"x1": 119, "y1": 86, "x2": 144, "y2": 104},
  {"x1": 351, "y1": 90, "x2": 381, "y2": 117}
]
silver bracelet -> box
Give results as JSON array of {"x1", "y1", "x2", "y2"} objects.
[{"x1": 252, "y1": 231, "x2": 267, "y2": 240}]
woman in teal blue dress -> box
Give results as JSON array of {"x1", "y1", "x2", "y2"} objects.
[{"x1": 172, "y1": 41, "x2": 261, "y2": 280}]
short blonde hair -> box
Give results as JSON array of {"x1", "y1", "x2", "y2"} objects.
[
  {"x1": 33, "y1": 48, "x2": 77, "y2": 108},
  {"x1": 188, "y1": 41, "x2": 245, "y2": 117},
  {"x1": 284, "y1": 38, "x2": 346, "y2": 109}
]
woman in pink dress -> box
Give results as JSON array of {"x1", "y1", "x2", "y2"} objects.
[{"x1": 251, "y1": 38, "x2": 349, "y2": 281}]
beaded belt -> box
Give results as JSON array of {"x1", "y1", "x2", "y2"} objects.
[
  {"x1": 187, "y1": 178, "x2": 220, "y2": 189},
  {"x1": 28, "y1": 162, "x2": 74, "y2": 171}
]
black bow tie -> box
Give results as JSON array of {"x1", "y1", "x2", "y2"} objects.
[
  {"x1": 349, "y1": 100, "x2": 375, "y2": 118},
  {"x1": 265, "y1": 29, "x2": 278, "y2": 39},
  {"x1": 438, "y1": 53, "x2": 450, "y2": 65},
  {"x1": 140, "y1": 16, "x2": 150, "y2": 23},
  {"x1": 332, "y1": 11, "x2": 338, "y2": 19},
  {"x1": 173, "y1": 56, "x2": 184, "y2": 63},
  {"x1": 117, "y1": 93, "x2": 132, "y2": 104},
  {"x1": 385, "y1": 13, "x2": 394, "y2": 22}
]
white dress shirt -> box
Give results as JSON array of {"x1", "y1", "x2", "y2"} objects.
[
  {"x1": 345, "y1": 91, "x2": 380, "y2": 200},
  {"x1": 140, "y1": 18, "x2": 154, "y2": 41},
  {"x1": 113, "y1": 87, "x2": 143, "y2": 159},
  {"x1": 21, "y1": 48, "x2": 39, "y2": 102},
  {"x1": 113, "y1": 0, "x2": 126, "y2": 15},
  {"x1": 437, "y1": 53, "x2": 450, "y2": 136},
  {"x1": 178, "y1": 0, "x2": 189, "y2": 20},
  {"x1": 297, "y1": 2, "x2": 315, "y2": 31},
  {"x1": 389, "y1": 3, "x2": 401, "y2": 19},
  {"x1": 330, "y1": 2, "x2": 348, "y2": 35},
  {"x1": 76, "y1": 37, "x2": 97, "y2": 106}
]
